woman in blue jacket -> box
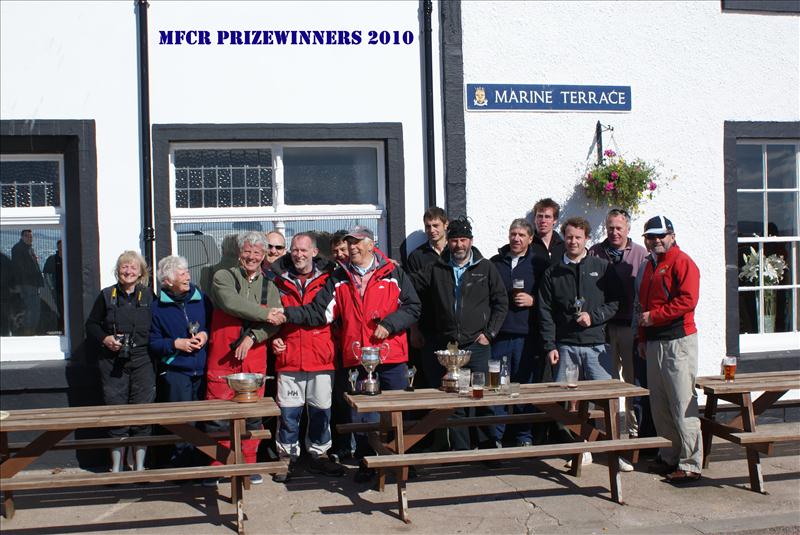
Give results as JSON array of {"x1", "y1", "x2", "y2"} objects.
[{"x1": 150, "y1": 255, "x2": 211, "y2": 466}]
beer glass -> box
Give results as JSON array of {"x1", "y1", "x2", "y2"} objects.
[
  {"x1": 471, "y1": 372, "x2": 485, "y2": 399},
  {"x1": 488, "y1": 359, "x2": 501, "y2": 390},
  {"x1": 457, "y1": 369, "x2": 471, "y2": 397},
  {"x1": 564, "y1": 363, "x2": 579, "y2": 389},
  {"x1": 512, "y1": 279, "x2": 525, "y2": 296},
  {"x1": 722, "y1": 356, "x2": 737, "y2": 382}
]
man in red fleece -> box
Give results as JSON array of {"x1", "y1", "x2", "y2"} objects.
[{"x1": 637, "y1": 215, "x2": 702, "y2": 484}]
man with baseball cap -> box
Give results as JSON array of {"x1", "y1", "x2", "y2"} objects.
[{"x1": 637, "y1": 215, "x2": 702, "y2": 483}]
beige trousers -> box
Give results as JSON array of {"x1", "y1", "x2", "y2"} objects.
[{"x1": 607, "y1": 323, "x2": 637, "y2": 436}]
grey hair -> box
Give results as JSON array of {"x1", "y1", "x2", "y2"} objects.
[
  {"x1": 606, "y1": 208, "x2": 632, "y2": 230},
  {"x1": 509, "y1": 218, "x2": 533, "y2": 236},
  {"x1": 292, "y1": 232, "x2": 317, "y2": 249},
  {"x1": 157, "y1": 255, "x2": 189, "y2": 286},
  {"x1": 238, "y1": 231, "x2": 268, "y2": 252}
]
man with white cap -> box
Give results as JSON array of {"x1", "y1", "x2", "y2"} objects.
[{"x1": 637, "y1": 215, "x2": 702, "y2": 484}]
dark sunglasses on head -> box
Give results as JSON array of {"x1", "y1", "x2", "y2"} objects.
[
  {"x1": 644, "y1": 233, "x2": 668, "y2": 240},
  {"x1": 268, "y1": 244, "x2": 285, "y2": 250}
]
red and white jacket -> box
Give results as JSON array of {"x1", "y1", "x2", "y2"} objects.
[
  {"x1": 271, "y1": 258, "x2": 336, "y2": 372},
  {"x1": 638, "y1": 244, "x2": 700, "y2": 342},
  {"x1": 285, "y1": 248, "x2": 421, "y2": 369}
]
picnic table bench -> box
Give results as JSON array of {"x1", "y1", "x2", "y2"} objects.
[
  {"x1": 0, "y1": 398, "x2": 286, "y2": 534},
  {"x1": 697, "y1": 370, "x2": 800, "y2": 494},
  {"x1": 346, "y1": 379, "x2": 669, "y2": 523}
]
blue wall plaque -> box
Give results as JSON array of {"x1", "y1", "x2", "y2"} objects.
[{"x1": 466, "y1": 84, "x2": 631, "y2": 112}]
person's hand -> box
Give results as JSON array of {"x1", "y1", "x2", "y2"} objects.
[
  {"x1": 190, "y1": 331, "x2": 208, "y2": 350},
  {"x1": 475, "y1": 333, "x2": 490, "y2": 346},
  {"x1": 234, "y1": 335, "x2": 254, "y2": 361},
  {"x1": 638, "y1": 311, "x2": 652, "y2": 327},
  {"x1": 103, "y1": 335, "x2": 122, "y2": 352},
  {"x1": 266, "y1": 308, "x2": 286, "y2": 325},
  {"x1": 575, "y1": 312, "x2": 592, "y2": 327},
  {"x1": 373, "y1": 324, "x2": 390, "y2": 340},
  {"x1": 548, "y1": 349, "x2": 559, "y2": 365},
  {"x1": 272, "y1": 337, "x2": 286, "y2": 354},
  {"x1": 409, "y1": 324, "x2": 425, "y2": 349},
  {"x1": 638, "y1": 342, "x2": 647, "y2": 360},
  {"x1": 174, "y1": 337, "x2": 195, "y2": 353},
  {"x1": 513, "y1": 292, "x2": 534, "y2": 308}
]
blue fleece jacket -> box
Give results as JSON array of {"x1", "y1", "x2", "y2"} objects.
[
  {"x1": 149, "y1": 284, "x2": 211, "y2": 376},
  {"x1": 490, "y1": 244, "x2": 536, "y2": 336}
]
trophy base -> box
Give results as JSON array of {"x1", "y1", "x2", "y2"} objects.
[
  {"x1": 404, "y1": 386, "x2": 415, "y2": 392},
  {"x1": 440, "y1": 378, "x2": 458, "y2": 393},
  {"x1": 361, "y1": 382, "x2": 381, "y2": 396},
  {"x1": 232, "y1": 391, "x2": 259, "y2": 403}
]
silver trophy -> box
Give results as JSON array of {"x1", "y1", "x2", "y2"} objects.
[
  {"x1": 573, "y1": 297, "x2": 586, "y2": 320},
  {"x1": 188, "y1": 321, "x2": 200, "y2": 337},
  {"x1": 434, "y1": 348, "x2": 472, "y2": 393},
  {"x1": 352, "y1": 341, "x2": 389, "y2": 395},
  {"x1": 405, "y1": 365, "x2": 417, "y2": 391}
]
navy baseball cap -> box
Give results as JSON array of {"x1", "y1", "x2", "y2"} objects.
[{"x1": 642, "y1": 215, "x2": 674, "y2": 236}]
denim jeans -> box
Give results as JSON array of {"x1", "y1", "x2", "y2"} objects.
[
  {"x1": 277, "y1": 370, "x2": 334, "y2": 458},
  {"x1": 553, "y1": 343, "x2": 612, "y2": 382},
  {"x1": 491, "y1": 334, "x2": 535, "y2": 444}
]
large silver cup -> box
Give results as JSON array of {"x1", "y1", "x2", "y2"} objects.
[
  {"x1": 435, "y1": 349, "x2": 472, "y2": 393},
  {"x1": 352, "y1": 341, "x2": 389, "y2": 395}
]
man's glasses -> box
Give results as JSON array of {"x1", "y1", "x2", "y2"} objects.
[
  {"x1": 267, "y1": 244, "x2": 285, "y2": 251},
  {"x1": 644, "y1": 233, "x2": 668, "y2": 240}
]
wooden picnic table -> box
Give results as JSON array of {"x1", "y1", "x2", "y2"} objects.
[
  {"x1": 697, "y1": 370, "x2": 800, "y2": 494},
  {"x1": 346, "y1": 379, "x2": 669, "y2": 522},
  {"x1": 0, "y1": 398, "x2": 285, "y2": 534}
]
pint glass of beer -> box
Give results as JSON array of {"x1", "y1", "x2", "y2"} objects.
[
  {"x1": 512, "y1": 279, "x2": 525, "y2": 296},
  {"x1": 471, "y1": 372, "x2": 485, "y2": 399},
  {"x1": 722, "y1": 355, "x2": 737, "y2": 382},
  {"x1": 488, "y1": 359, "x2": 501, "y2": 390}
]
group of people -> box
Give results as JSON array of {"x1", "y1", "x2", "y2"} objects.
[{"x1": 85, "y1": 197, "x2": 703, "y2": 487}]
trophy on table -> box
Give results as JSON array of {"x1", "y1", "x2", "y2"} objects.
[
  {"x1": 405, "y1": 365, "x2": 417, "y2": 392},
  {"x1": 352, "y1": 341, "x2": 389, "y2": 395},
  {"x1": 348, "y1": 368, "x2": 360, "y2": 394},
  {"x1": 434, "y1": 342, "x2": 472, "y2": 393}
]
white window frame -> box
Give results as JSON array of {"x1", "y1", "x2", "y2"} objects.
[
  {"x1": 168, "y1": 141, "x2": 387, "y2": 251},
  {"x1": 0, "y1": 153, "x2": 70, "y2": 361},
  {"x1": 736, "y1": 140, "x2": 800, "y2": 353}
]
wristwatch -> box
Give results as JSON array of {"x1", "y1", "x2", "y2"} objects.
[{"x1": 248, "y1": 332, "x2": 258, "y2": 343}]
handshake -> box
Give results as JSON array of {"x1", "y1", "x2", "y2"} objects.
[{"x1": 266, "y1": 307, "x2": 287, "y2": 325}]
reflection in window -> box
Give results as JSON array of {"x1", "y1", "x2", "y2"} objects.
[
  {"x1": 0, "y1": 161, "x2": 60, "y2": 208},
  {"x1": 284, "y1": 147, "x2": 378, "y2": 205},
  {"x1": 0, "y1": 226, "x2": 64, "y2": 336},
  {"x1": 736, "y1": 142, "x2": 799, "y2": 336}
]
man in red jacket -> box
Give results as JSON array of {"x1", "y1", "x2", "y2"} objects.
[
  {"x1": 637, "y1": 215, "x2": 702, "y2": 484},
  {"x1": 270, "y1": 233, "x2": 344, "y2": 483}
]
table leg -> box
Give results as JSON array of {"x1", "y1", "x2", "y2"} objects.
[
  {"x1": 603, "y1": 398, "x2": 623, "y2": 504},
  {"x1": 375, "y1": 412, "x2": 393, "y2": 493},
  {"x1": 391, "y1": 411, "x2": 411, "y2": 524},
  {"x1": 739, "y1": 393, "x2": 766, "y2": 494},
  {"x1": 0, "y1": 431, "x2": 13, "y2": 519},
  {"x1": 230, "y1": 418, "x2": 246, "y2": 535},
  {"x1": 701, "y1": 394, "x2": 718, "y2": 469}
]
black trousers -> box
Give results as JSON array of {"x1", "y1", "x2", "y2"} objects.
[{"x1": 98, "y1": 353, "x2": 156, "y2": 438}]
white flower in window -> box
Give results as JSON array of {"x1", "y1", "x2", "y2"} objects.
[{"x1": 739, "y1": 246, "x2": 788, "y2": 286}]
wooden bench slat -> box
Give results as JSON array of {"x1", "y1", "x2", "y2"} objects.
[
  {"x1": 731, "y1": 422, "x2": 800, "y2": 445},
  {"x1": 364, "y1": 437, "x2": 671, "y2": 468},
  {"x1": 5, "y1": 429, "x2": 272, "y2": 453},
  {"x1": 0, "y1": 461, "x2": 287, "y2": 491}
]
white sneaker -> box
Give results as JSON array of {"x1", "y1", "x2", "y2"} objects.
[
  {"x1": 618, "y1": 457, "x2": 634, "y2": 472},
  {"x1": 564, "y1": 452, "x2": 593, "y2": 468}
]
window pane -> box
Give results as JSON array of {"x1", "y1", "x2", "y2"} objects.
[
  {"x1": 763, "y1": 242, "x2": 792, "y2": 286},
  {"x1": 763, "y1": 288, "x2": 792, "y2": 333},
  {"x1": 174, "y1": 148, "x2": 273, "y2": 209},
  {"x1": 766, "y1": 144, "x2": 797, "y2": 189},
  {"x1": 767, "y1": 191, "x2": 797, "y2": 236},
  {"x1": 739, "y1": 290, "x2": 757, "y2": 334},
  {"x1": 284, "y1": 147, "x2": 378, "y2": 205},
  {"x1": 736, "y1": 144, "x2": 763, "y2": 190},
  {"x1": 0, "y1": 161, "x2": 60, "y2": 208},
  {"x1": 737, "y1": 192, "x2": 763, "y2": 237},
  {"x1": 0, "y1": 226, "x2": 64, "y2": 336}
]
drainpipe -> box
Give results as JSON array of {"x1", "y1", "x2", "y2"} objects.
[
  {"x1": 422, "y1": 0, "x2": 436, "y2": 207},
  {"x1": 136, "y1": 0, "x2": 155, "y2": 277}
]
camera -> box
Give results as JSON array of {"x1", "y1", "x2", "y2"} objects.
[{"x1": 115, "y1": 333, "x2": 134, "y2": 359}]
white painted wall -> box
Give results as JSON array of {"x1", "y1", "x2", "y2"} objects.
[
  {"x1": 1, "y1": 0, "x2": 431, "y2": 290},
  {"x1": 460, "y1": 1, "x2": 800, "y2": 377}
]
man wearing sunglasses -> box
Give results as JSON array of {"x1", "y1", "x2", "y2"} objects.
[
  {"x1": 263, "y1": 230, "x2": 287, "y2": 272},
  {"x1": 637, "y1": 215, "x2": 702, "y2": 484}
]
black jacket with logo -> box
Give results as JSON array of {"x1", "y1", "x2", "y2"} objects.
[
  {"x1": 537, "y1": 253, "x2": 622, "y2": 351},
  {"x1": 411, "y1": 247, "x2": 508, "y2": 347}
]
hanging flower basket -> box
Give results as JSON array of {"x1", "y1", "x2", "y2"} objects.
[{"x1": 582, "y1": 150, "x2": 664, "y2": 213}]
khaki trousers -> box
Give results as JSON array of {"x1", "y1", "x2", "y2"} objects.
[
  {"x1": 646, "y1": 333, "x2": 703, "y2": 473},
  {"x1": 607, "y1": 323, "x2": 637, "y2": 436}
]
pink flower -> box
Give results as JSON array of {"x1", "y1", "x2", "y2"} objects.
[
  {"x1": 586, "y1": 172, "x2": 594, "y2": 182},
  {"x1": 611, "y1": 171, "x2": 619, "y2": 180},
  {"x1": 604, "y1": 182, "x2": 615, "y2": 191},
  {"x1": 648, "y1": 181, "x2": 657, "y2": 191},
  {"x1": 604, "y1": 149, "x2": 616, "y2": 158}
]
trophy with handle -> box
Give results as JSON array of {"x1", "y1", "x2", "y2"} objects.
[{"x1": 352, "y1": 341, "x2": 389, "y2": 395}]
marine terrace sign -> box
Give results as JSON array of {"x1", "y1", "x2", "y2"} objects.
[{"x1": 466, "y1": 84, "x2": 631, "y2": 112}]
